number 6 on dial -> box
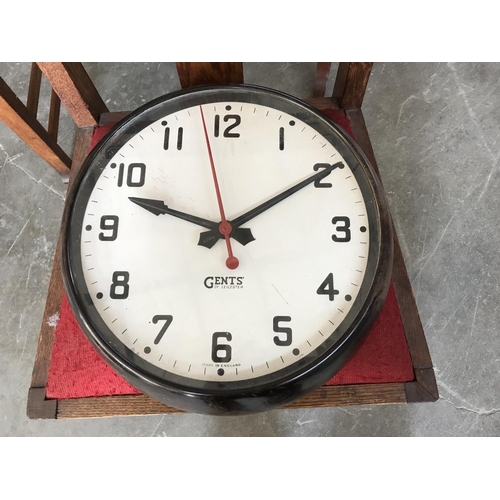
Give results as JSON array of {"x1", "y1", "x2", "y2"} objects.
[{"x1": 212, "y1": 332, "x2": 232, "y2": 363}]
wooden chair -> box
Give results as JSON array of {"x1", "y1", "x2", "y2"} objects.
[
  {"x1": 0, "y1": 62, "x2": 438, "y2": 419},
  {"x1": 0, "y1": 63, "x2": 108, "y2": 181}
]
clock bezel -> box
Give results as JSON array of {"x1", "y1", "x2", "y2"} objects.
[{"x1": 62, "y1": 84, "x2": 393, "y2": 414}]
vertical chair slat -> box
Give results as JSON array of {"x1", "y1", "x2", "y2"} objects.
[
  {"x1": 333, "y1": 62, "x2": 373, "y2": 109},
  {"x1": 0, "y1": 77, "x2": 71, "y2": 177},
  {"x1": 175, "y1": 63, "x2": 244, "y2": 89},
  {"x1": 37, "y1": 62, "x2": 108, "y2": 127},
  {"x1": 48, "y1": 89, "x2": 61, "y2": 141},
  {"x1": 313, "y1": 62, "x2": 332, "y2": 98},
  {"x1": 26, "y1": 62, "x2": 42, "y2": 118}
]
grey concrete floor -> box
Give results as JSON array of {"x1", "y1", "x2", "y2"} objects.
[{"x1": 0, "y1": 62, "x2": 499, "y2": 436}]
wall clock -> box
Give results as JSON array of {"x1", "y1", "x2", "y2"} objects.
[{"x1": 62, "y1": 85, "x2": 393, "y2": 415}]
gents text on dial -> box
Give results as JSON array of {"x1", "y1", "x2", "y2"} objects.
[{"x1": 204, "y1": 276, "x2": 244, "y2": 289}]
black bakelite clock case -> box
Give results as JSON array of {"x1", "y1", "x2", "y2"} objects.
[{"x1": 62, "y1": 85, "x2": 393, "y2": 415}]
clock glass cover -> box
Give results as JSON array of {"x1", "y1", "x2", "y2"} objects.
[{"x1": 63, "y1": 85, "x2": 392, "y2": 414}]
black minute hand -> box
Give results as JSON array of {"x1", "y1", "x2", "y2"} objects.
[
  {"x1": 230, "y1": 161, "x2": 342, "y2": 229},
  {"x1": 198, "y1": 162, "x2": 342, "y2": 248}
]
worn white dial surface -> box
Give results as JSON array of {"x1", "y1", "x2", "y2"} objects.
[{"x1": 75, "y1": 100, "x2": 371, "y2": 383}]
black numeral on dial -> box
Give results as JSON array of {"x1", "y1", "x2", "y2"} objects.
[
  {"x1": 211, "y1": 332, "x2": 232, "y2": 362},
  {"x1": 152, "y1": 315, "x2": 173, "y2": 344},
  {"x1": 99, "y1": 215, "x2": 119, "y2": 241},
  {"x1": 110, "y1": 271, "x2": 130, "y2": 299},
  {"x1": 214, "y1": 114, "x2": 241, "y2": 138},
  {"x1": 163, "y1": 126, "x2": 183, "y2": 150},
  {"x1": 313, "y1": 163, "x2": 333, "y2": 188},
  {"x1": 273, "y1": 316, "x2": 292, "y2": 346},
  {"x1": 331, "y1": 216, "x2": 351, "y2": 242},
  {"x1": 316, "y1": 273, "x2": 339, "y2": 301},
  {"x1": 113, "y1": 163, "x2": 146, "y2": 187}
]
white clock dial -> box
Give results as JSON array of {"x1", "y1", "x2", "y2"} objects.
[{"x1": 64, "y1": 86, "x2": 391, "y2": 414}]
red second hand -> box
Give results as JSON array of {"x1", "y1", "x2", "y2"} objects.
[{"x1": 199, "y1": 105, "x2": 239, "y2": 270}]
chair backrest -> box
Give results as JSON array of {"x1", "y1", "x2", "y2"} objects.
[{"x1": 0, "y1": 62, "x2": 373, "y2": 180}]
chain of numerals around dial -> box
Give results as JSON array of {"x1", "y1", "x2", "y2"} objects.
[{"x1": 75, "y1": 101, "x2": 372, "y2": 384}]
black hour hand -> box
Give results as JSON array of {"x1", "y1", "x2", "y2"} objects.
[{"x1": 129, "y1": 197, "x2": 218, "y2": 231}]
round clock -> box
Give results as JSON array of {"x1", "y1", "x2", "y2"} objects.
[{"x1": 62, "y1": 84, "x2": 393, "y2": 415}]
